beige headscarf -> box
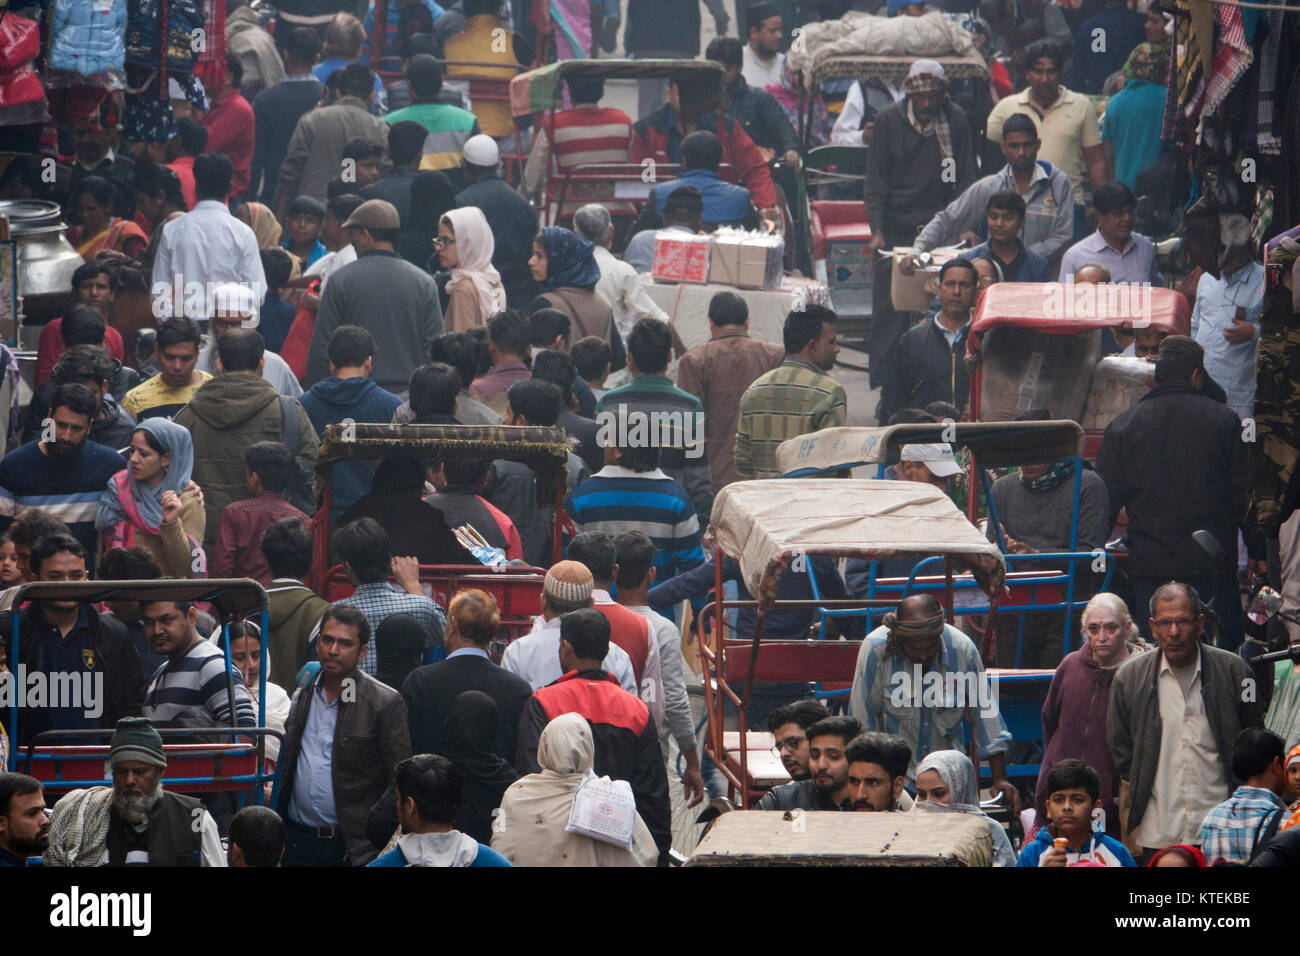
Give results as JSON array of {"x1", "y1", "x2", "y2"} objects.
[
  {"x1": 240, "y1": 201, "x2": 283, "y2": 249},
  {"x1": 489, "y1": 713, "x2": 657, "y2": 867},
  {"x1": 443, "y1": 206, "x2": 504, "y2": 324}
]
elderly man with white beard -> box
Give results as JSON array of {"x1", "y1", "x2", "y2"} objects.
[{"x1": 43, "y1": 717, "x2": 226, "y2": 867}]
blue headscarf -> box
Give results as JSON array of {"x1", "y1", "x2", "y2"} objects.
[
  {"x1": 539, "y1": 226, "x2": 602, "y2": 292},
  {"x1": 96, "y1": 418, "x2": 196, "y2": 533}
]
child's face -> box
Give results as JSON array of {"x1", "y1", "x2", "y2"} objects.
[
  {"x1": 289, "y1": 213, "x2": 323, "y2": 246},
  {"x1": 1287, "y1": 761, "x2": 1300, "y2": 795},
  {"x1": 1047, "y1": 787, "x2": 1097, "y2": 838},
  {"x1": 0, "y1": 540, "x2": 21, "y2": 585}
]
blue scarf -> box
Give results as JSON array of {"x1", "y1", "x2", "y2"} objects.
[
  {"x1": 539, "y1": 226, "x2": 601, "y2": 292},
  {"x1": 96, "y1": 418, "x2": 196, "y2": 532}
]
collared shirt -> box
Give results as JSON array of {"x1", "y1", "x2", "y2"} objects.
[
  {"x1": 735, "y1": 357, "x2": 848, "y2": 479},
  {"x1": 1191, "y1": 261, "x2": 1265, "y2": 408},
  {"x1": 289, "y1": 678, "x2": 340, "y2": 828},
  {"x1": 499, "y1": 614, "x2": 638, "y2": 693},
  {"x1": 593, "y1": 244, "x2": 669, "y2": 344},
  {"x1": 445, "y1": 647, "x2": 490, "y2": 661},
  {"x1": 468, "y1": 359, "x2": 531, "y2": 417},
  {"x1": 676, "y1": 325, "x2": 785, "y2": 491},
  {"x1": 848, "y1": 623, "x2": 1011, "y2": 785},
  {"x1": 1058, "y1": 229, "x2": 1163, "y2": 287},
  {"x1": 986, "y1": 86, "x2": 1103, "y2": 204},
  {"x1": 1134, "y1": 649, "x2": 1231, "y2": 849},
  {"x1": 915, "y1": 161, "x2": 1075, "y2": 263},
  {"x1": 1198, "y1": 784, "x2": 1289, "y2": 865},
  {"x1": 338, "y1": 582, "x2": 445, "y2": 676},
  {"x1": 152, "y1": 200, "x2": 267, "y2": 316}
]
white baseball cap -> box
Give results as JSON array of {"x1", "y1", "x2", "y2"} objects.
[
  {"x1": 900, "y1": 443, "x2": 962, "y2": 478},
  {"x1": 462, "y1": 134, "x2": 499, "y2": 168}
]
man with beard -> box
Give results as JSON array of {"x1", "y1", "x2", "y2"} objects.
[
  {"x1": 755, "y1": 716, "x2": 861, "y2": 811},
  {"x1": 0, "y1": 773, "x2": 49, "y2": 866},
  {"x1": 44, "y1": 717, "x2": 226, "y2": 866},
  {"x1": 767, "y1": 700, "x2": 829, "y2": 781},
  {"x1": 846, "y1": 732, "x2": 915, "y2": 812},
  {"x1": 0, "y1": 385, "x2": 127, "y2": 573},
  {"x1": 742, "y1": 4, "x2": 786, "y2": 92},
  {"x1": 863, "y1": 60, "x2": 976, "y2": 390}
]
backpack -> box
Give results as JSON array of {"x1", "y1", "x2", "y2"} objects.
[
  {"x1": 1247, "y1": 807, "x2": 1285, "y2": 865},
  {"x1": 278, "y1": 395, "x2": 318, "y2": 517}
]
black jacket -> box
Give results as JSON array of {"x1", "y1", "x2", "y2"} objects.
[
  {"x1": 624, "y1": 0, "x2": 700, "y2": 56},
  {"x1": 1096, "y1": 382, "x2": 1247, "y2": 578},
  {"x1": 724, "y1": 78, "x2": 798, "y2": 155},
  {"x1": 2, "y1": 602, "x2": 146, "y2": 746},
  {"x1": 557, "y1": 409, "x2": 602, "y2": 473},
  {"x1": 23, "y1": 389, "x2": 136, "y2": 450},
  {"x1": 455, "y1": 176, "x2": 539, "y2": 310},
  {"x1": 515, "y1": 668, "x2": 672, "y2": 862},
  {"x1": 400, "y1": 652, "x2": 533, "y2": 762},
  {"x1": 755, "y1": 778, "x2": 853, "y2": 811},
  {"x1": 878, "y1": 316, "x2": 971, "y2": 425}
]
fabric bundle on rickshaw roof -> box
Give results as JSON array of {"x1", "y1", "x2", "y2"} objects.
[
  {"x1": 509, "y1": 60, "x2": 723, "y2": 118},
  {"x1": 786, "y1": 11, "x2": 984, "y2": 80},
  {"x1": 965, "y1": 282, "x2": 1192, "y2": 361},
  {"x1": 705, "y1": 479, "x2": 1005, "y2": 604}
]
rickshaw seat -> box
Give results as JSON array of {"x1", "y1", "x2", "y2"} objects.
[
  {"x1": 721, "y1": 639, "x2": 859, "y2": 685},
  {"x1": 810, "y1": 200, "x2": 872, "y2": 260},
  {"x1": 26, "y1": 743, "x2": 262, "y2": 794},
  {"x1": 721, "y1": 732, "x2": 791, "y2": 789}
]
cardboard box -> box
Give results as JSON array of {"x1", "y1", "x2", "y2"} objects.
[
  {"x1": 652, "y1": 232, "x2": 712, "y2": 284},
  {"x1": 890, "y1": 246, "x2": 959, "y2": 312},
  {"x1": 710, "y1": 230, "x2": 784, "y2": 290}
]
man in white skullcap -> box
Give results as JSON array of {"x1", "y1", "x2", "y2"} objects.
[
  {"x1": 197, "y1": 280, "x2": 303, "y2": 397},
  {"x1": 500, "y1": 560, "x2": 638, "y2": 693}
]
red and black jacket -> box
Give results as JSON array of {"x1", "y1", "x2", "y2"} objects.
[
  {"x1": 630, "y1": 105, "x2": 778, "y2": 209},
  {"x1": 515, "y1": 668, "x2": 671, "y2": 862}
]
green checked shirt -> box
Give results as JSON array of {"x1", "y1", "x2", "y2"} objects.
[{"x1": 735, "y1": 357, "x2": 847, "y2": 479}]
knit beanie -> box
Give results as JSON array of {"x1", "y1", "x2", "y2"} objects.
[
  {"x1": 109, "y1": 717, "x2": 167, "y2": 769},
  {"x1": 544, "y1": 560, "x2": 594, "y2": 608}
]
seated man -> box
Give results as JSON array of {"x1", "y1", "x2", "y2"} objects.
[
  {"x1": 849, "y1": 594, "x2": 1016, "y2": 808},
  {"x1": 1198, "y1": 728, "x2": 1289, "y2": 867},
  {"x1": 336, "y1": 457, "x2": 475, "y2": 567},
  {"x1": 623, "y1": 185, "x2": 705, "y2": 275},
  {"x1": 767, "y1": 700, "x2": 831, "y2": 781},
  {"x1": 756, "y1": 716, "x2": 861, "y2": 811},
  {"x1": 141, "y1": 595, "x2": 257, "y2": 729},
  {"x1": 424, "y1": 458, "x2": 524, "y2": 562},
  {"x1": 847, "y1": 731, "x2": 915, "y2": 812},
  {"x1": 367, "y1": 754, "x2": 511, "y2": 867},
  {"x1": 44, "y1": 717, "x2": 225, "y2": 866},
  {"x1": 1017, "y1": 759, "x2": 1137, "y2": 866},
  {"x1": 632, "y1": 131, "x2": 758, "y2": 234},
  {"x1": 523, "y1": 73, "x2": 631, "y2": 210}
]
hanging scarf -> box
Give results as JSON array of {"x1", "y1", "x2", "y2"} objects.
[
  {"x1": 1018, "y1": 459, "x2": 1077, "y2": 493},
  {"x1": 1125, "y1": 42, "x2": 1169, "y2": 86},
  {"x1": 539, "y1": 226, "x2": 601, "y2": 292},
  {"x1": 903, "y1": 69, "x2": 952, "y2": 161},
  {"x1": 442, "y1": 207, "x2": 504, "y2": 322}
]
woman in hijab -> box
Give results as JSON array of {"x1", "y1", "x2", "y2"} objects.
[
  {"x1": 96, "y1": 419, "x2": 206, "y2": 578},
  {"x1": 528, "y1": 226, "x2": 625, "y2": 372},
  {"x1": 214, "y1": 620, "x2": 291, "y2": 764},
  {"x1": 491, "y1": 712, "x2": 657, "y2": 867},
  {"x1": 438, "y1": 691, "x2": 519, "y2": 843},
  {"x1": 398, "y1": 171, "x2": 457, "y2": 274},
  {"x1": 914, "y1": 749, "x2": 1017, "y2": 867},
  {"x1": 438, "y1": 207, "x2": 505, "y2": 333}
]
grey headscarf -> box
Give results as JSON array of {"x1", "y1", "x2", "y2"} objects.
[{"x1": 914, "y1": 750, "x2": 1016, "y2": 866}]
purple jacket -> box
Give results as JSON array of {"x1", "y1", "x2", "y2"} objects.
[{"x1": 1035, "y1": 642, "x2": 1148, "y2": 832}]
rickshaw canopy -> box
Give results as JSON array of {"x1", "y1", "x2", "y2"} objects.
[
  {"x1": 775, "y1": 420, "x2": 1085, "y2": 476},
  {"x1": 965, "y1": 282, "x2": 1192, "y2": 361},
  {"x1": 705, "y1": 478, "x2": 1005, "y2": 602},
  {"x1": 11, "y1": 579, "x2": 267, "y2": 620},
  {"x1": 510, "y1": 59, "x2": 723, "y2": 118}
]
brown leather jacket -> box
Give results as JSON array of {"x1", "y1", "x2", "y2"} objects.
[{"x1": 277, "y1": 668, "x2": 411, "y2": 865}]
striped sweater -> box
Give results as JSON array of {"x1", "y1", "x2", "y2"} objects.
[
  {"x1": 0, "y1": 440, "x2": 127, "y2": 573},
  {"x1": 735, "y1": 357, "x2": 847, "y2": 479},
  {"x1": 384, "y1": 102, "x2": 482, "y2": 172},
  {"x1": 565, "y1": 466, "x2": 705, "y2": 581},
  {"x1": 144, "y1": 638, "x2": 258, "y2": 729}
]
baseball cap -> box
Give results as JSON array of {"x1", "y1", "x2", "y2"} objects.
[
  {"x1": 341, "y1": 198, "x2": 400, "y2": 231},
  {"x1": 462, "y1": 134, "x2": 499, "y2": 168},
  {"x1": 900, "y1": 443, "x2": 963, "y2": 478}
]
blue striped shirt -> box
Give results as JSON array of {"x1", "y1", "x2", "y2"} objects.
[
  {"x1": 565, "y1": 466, "x2": 705, "y2": 580},
  {"x1": 0, "y1": 440, "x2": 126, "y2": 574}
]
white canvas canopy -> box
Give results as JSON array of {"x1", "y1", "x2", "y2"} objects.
[{"x1": 705, "y1": 479, "x2": 1005, "y2": 602}]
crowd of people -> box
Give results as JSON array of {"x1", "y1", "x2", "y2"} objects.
[{"x1": 0, "y1": 0, "x2": 1293, "y2": 872}]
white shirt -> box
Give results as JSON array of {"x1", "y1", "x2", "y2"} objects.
[
  {"x1": 501, "y1": 613, "x2": 638, "y2": 693},
  {"x1": 831, "y1": 78, "x2": 905, "y2": 146},
  {"x1": 152, "y1": 201, "x2": 267, "y2": 317},
  {"x1": 304, "y1": 243, "x2": 358, "y2": 292},
  {"x1": 594, "y1": 245, "x2": 669, "y2": 345},
  {"x1": 742, "y1": 44, "x2": 785, "y2": 91},
  {"x1": 1133, "y1": 649, "x2": 1231, "y2": 848},
  {"x1": 198, "y1": 341, "x2": 303, "y2": 398}
]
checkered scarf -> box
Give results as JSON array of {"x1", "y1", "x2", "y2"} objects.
[{"x1": 904, "y1": 81, "x2": 953, "y2": 161}]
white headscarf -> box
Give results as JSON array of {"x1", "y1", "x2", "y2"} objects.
[
  {"x1": 443, "y1": 206, "x2": 503, "y2": 322},
  {"x1": 914, "y1": 750, "x2": 1016, "y2": 866},
  {"x1": 489, "y1": 713, "x2": 657, "y2": 867}
]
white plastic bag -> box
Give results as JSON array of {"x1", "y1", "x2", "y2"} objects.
[{"x1": 565, "y1": 772, "x2": 638, "y2": 851}]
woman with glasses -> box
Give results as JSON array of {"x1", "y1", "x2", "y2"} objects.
[
  {"x1": 1032, "y1": 592, "x2": 1150, "y2": 839},
  {"x1": 436, "y1": 207, "x2": 505, "y2": 333}
]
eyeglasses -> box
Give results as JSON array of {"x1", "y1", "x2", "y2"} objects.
[
  {"x1": 1083, "y1": 622, "x2": 1122, "y2": 636},
  {"x1": 772, "y1": 734, "x2": 806, "y2": 755},
  {"x1": 433, "y1": 236, "x2": 456, "y2": 250},
  {"x1": 1152, "y1": 617, "x2": 1200, "y2": 633}
]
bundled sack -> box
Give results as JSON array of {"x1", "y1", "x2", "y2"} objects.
[
  {"x1": 0, "y1": 12, "x2": 47, "y2": 112},
  {"x1": 787, "y1": 11, "x2": 975, "y2": 76},
  {"x1": 652, "y1": 231, "x2": 712, "y2": 284},
  {"x1": 709, "y1": 227, "x2": 784, "y2": 290}
]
